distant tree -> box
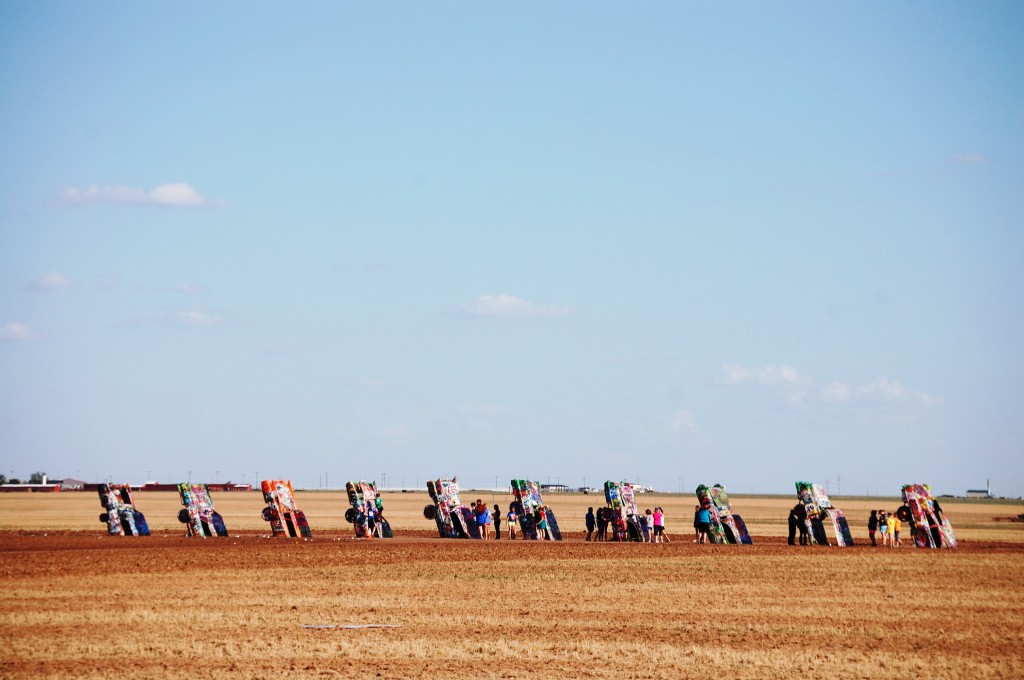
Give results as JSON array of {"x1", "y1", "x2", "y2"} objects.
[
  {"x1": 0, "y1": 474, "x2": 6, "y2": 485},
  {"x1": 9, "y1": 478, "x2": 21, "y2": 484},
  {"x1": 29, "y1": 471, "x2": 47, "y2": 484}
]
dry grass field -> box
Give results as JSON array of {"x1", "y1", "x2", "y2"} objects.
[{"x1": 1, "y1": 491, "x2": 1022, "y2": 679}]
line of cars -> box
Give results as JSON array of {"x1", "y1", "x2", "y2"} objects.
[{"x1": 96, "y1": 478, "x2": 957, "y2": 549}]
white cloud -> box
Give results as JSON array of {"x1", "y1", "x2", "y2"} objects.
[
  {"x1": 174, "y1": 309, "x2": 222, "y2": 327},
  {"x1": 59, "y1": 183, "x2": 220, "y2": 208},
  {"x1": 853, "y1": 376, "x2": 940, "y2": 407},
  {"x1": 127, "y1": 306, "x2": 226, "y2": 328},
  {"x1": 666, "y1": 409, "x2": 696, "y2": 433},
  {"x1": 820, "y1": 381, "x2": 852, "y2": 402},
  {"x1": 717, "y1": 363, "x2": 811, "y2": 387},
  {"x1": 25, "y1": 271, "x2": 74, "y2": 292},
  {"x1": 0, "y1": 321, "x2": 37, "y2": 341},
  {"x1": 720, "y1": 363, "x2": 939, "y2": 411},
  {"x1": 454, "y1": 293, "x2": 575, "y2": 318}
]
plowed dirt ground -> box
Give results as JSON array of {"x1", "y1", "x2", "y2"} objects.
[{"x1": 1, "y1": 492, "x2": 1022, "y2": 679}]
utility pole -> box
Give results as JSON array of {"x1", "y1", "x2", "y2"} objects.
[
  {"x1": 325, "y1": 471, "x2": 329, "y2": 490},
  {"x1": 188, "y1": 470, "x2": 192, "y2": 483}
]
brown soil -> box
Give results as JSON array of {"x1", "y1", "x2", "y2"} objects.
[{"x1": 2, "y1": 530, "x2": 1023, "y2": 679}]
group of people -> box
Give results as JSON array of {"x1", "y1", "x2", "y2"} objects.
[
  {"x1": 867, "y1": 509, "x2": 903, "y2": 547},
  {"x1": 584, "y1": 506, "x2": 669, "y2": 543},
  {"x1": 354, "y1": 501, "x2": 386, "y2": 538},
  {"x1": 472, "y1": 500, "x2": 555, "y2": 540},
  {"x1": 785, "y1": 503, "x2": 907, "y2": 547}
]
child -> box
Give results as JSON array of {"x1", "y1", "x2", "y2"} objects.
[
  {"x1": 506, "y1": 503, "x2": 517, "y2": 540},
  {"x1": 537, "y1": 506, "x2": 551, "y2": 540},
  {"x1": 652, "y1": 507, "x2": 665, "y2": 544}
]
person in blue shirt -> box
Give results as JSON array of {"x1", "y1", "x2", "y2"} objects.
[
  {"x1": 696, "y1": 506, "x2": 711, "y2": 544},
  {"x1": 474, "y1": 500, "x2": 492, "y2": 540}
]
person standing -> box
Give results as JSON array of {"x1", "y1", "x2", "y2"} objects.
[
  {"x1": 787, "y1": 504, "x2": 799, "y2": 546},
  {"x1": 493, "y1": 503, "x2": 502, "y2": 541},
  {"x1": 366, "y1": 503, "x2": 377, "y2": 539},
  {"x1": 692, "y1": 505, "x2": 702, "y2": 543},
  {"x1": 643, "y1": 509, "x2": 654, "y2": 543},
  {"x1": 596, "y1": 507, "x2": 609, "y2": 541},
  {"x1": 585, "y1": 507, "x2": 596, "y2": 541},
  {"x1": 652, "y1": 507, "x2": 665, "y2": 544},
  {"x1": 795, "y1": 504, "x2": 809, "y2": 545},
  {"x1": 868, "y1": 510, "x2": 879, "y2": 547},
  {"x1": 475, "y1": 500, "x2": 492, "y2": 540},
  {"x1": 506, "y1": 503, "x2": 517, "y2": 540},
  {"x1": 696, "y1": 506, "x2": 711, "y2": 544},
  {"x1": 878, "y1": 510, "x2": 889, "y2": 547},
  {"x1": 537, "y1": 506, "x2": 551, "y2": 540},
  {"x1": 887, "y1": 511, "x2": 898, "y2": 547}
]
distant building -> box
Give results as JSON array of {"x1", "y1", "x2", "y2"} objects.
[
  {"x1": 53, "y1": 478, "x2": 87, "y2": 491},
  {"x1": 139, "y1": 481, "x2": 253, "y2": 492},
  {"x1": 0, "y1": 483, "x2": 61, "y2": 493},
  {"x1": 966, "y1": 480, "x2": 993, "y2": 499},
  {"x1": 540, "y1": 484, "x2": 568, "y2": 493}
]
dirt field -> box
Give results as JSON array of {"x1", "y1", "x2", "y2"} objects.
[{"x1": 1, "y1": 492, "x2": 1022, "y2": 678}]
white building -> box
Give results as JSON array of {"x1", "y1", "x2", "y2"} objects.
[{"x1": 966, "y1": 480, "x2": 993, "y2": 499}]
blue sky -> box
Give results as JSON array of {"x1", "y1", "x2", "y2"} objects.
[{"x1": 1, "y1": 3, "x2": 1021, "y2": 496}]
